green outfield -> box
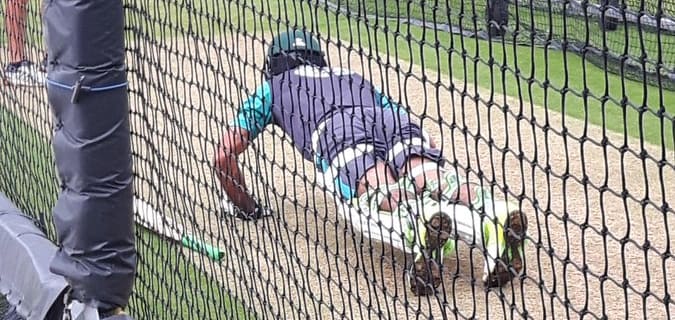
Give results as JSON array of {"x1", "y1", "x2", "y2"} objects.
[
  {"x1": 136, "y1": 0, "x2": 673, "y2": 149},
  {"x1": 344, "y1": 0, "x2": 674, "y2": 68},
  {"x1": 131, "y1": 229, "x2": 251, "y2": 319},
  {"x1": 0, "y1": 107, "x2": 250, "y2": 319}
]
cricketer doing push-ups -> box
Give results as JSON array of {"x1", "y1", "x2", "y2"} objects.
[{"x1": 214, "y1": 29, "x2": 528, "y2": 296}]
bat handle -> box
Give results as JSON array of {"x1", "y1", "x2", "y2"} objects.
[{"x1": 181, "y1": 235, "x2": 224, "y2": 261}]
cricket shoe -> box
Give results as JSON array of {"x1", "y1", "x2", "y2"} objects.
[
  {"x1": 351, "y1": 177, "x2": 453, "y2": 295},
  {"x1": 3, "y1": 60, "x2": 46, "y2": 87},
  {"x1": 404, "y1": 197, "x2": 453, "y2": 296},
  {"x1": 482, "y1": 200, "x2": 528, "y2": 288}
]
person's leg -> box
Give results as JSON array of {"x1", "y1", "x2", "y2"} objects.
[
  {"x1": 3, "y1": 0, "x2": 45, "y2": 87},
  {"x1": 365, "y1": 107, "x2": 464, "y2": 294},
  {"x1": 400, "y1": 156, "x2": 490, "y2": 212},
  {"x1": 378, "y1": 109, "x2": 529, "y2": 288},
  {"x1": 6, "y1": 0, "x2": 28, "y2": 63},
  {"x1": 315, "y1": 107, "x2": 450, "y2": 295},
  {"x1": 316, "y1": 107, "x2": 417, "y2": 212},
  {"x1": 395, "y1": 155, "x2": 529, "y2": 288},
  {"x1": 323, "y1": 142, "x2": 424, "y2": 220},
  {"x1": 355, "y1": 161, "x2": 414, "y2": 212}
]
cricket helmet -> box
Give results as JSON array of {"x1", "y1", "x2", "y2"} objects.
[{"x1": 265, "y1": 29, "x2": 326, "y2": 77}]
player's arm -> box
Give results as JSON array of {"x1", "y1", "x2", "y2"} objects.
[
  {"x1": 214, "y1": 82, "x2": 273, "y2": 215},
  {"x1": 374, "y1": 88, "x2": 437, "y2": 148},
  {"x1": 215, "y1": 128, "x2": 256, "y2": 213}
]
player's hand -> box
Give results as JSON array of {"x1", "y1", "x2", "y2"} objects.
[
  {"x1": 244, "y1": 203, "x2": 274, "y2": 221},
  {"x1": 221, "y1": 194, "x2": 273, "y2": 221}
]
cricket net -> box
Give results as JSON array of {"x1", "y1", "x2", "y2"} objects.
[{"x1": 1, "y1": 0, "x2": 673, "y2": 318}]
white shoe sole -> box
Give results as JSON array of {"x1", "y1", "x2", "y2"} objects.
[{"x1": 3, "y1": 75, "x2": 44, "y2": 87}]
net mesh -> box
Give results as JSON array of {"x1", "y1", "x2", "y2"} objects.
[
  {"x1": 1, "y1": 0, "x2": 674, "y2": 319},
  {"x1": 345, "y1": 0, "x2": 675, "y2": 89}
]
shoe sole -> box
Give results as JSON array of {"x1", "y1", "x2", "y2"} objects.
[
  {"x1": 2, "y1": 77, "x2": 43, "y2": 87},
  {"x1": 485, "y1": 210, "x2": 528, "y2": 288},
  {"x1": 409, "y1": 212, "x2": 452, "y2": 295}
]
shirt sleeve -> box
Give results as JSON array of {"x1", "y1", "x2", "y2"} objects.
[{"x1": 230, "y1": 81, "x2": 273, "y2": 139}]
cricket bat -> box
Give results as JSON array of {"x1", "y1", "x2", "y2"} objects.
[{"x1": 133, "y1": 198, "x2": 224, "y2": 261}]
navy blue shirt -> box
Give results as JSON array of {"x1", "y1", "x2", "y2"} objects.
[{"x1": 232, "y1": 65, "x2": 402, "y2": 161}]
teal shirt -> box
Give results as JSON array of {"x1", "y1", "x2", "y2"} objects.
[{"x1": 233, "y1": 82, "x2": 273, "y2": 138}]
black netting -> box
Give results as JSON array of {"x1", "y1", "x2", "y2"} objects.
[
  {"x1": 1, "y1": 0, "x2": 674, "y2": 319},
  {"x1": 337, "y1": 0, "x2": 675, "y2": 90}
]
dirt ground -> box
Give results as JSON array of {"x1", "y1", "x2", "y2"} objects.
[{"x1": 3, "y1": 29, "x2": 674, "y2": 319}]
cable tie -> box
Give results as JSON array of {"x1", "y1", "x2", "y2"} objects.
[{"x1": 71, "y1": 75, "x2": 85, "y2": 103}]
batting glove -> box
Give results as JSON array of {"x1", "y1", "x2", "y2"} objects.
[{"x1": 221, "y1": 195, "x2": 273, "y2": 221}]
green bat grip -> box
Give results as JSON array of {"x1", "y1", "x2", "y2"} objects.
[{"x1": 181, "y1": 235, "x2": 224, "y2": 261}]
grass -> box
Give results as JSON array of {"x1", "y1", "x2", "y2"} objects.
[
  {"x1": 131, "y1": 229, "x2": 251, "y2": 319},
  {"x1": 0, "y1": 105, "x2": 58, "y2": 238},
  {"x1": 0, "y1": 106, "x2": 250, "y2": 319},
  {"x1": 125, "y1": 0, "x2": 674, "y2": 149}
]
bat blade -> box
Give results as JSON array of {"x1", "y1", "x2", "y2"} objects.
[{"x1": 133, "y1": 198, "x2": 182, "y2": 242}]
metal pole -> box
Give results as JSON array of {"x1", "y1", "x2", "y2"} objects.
[
  {"x1": 600, "y1": 0, "x2": 619, "y2": 31},
  {"x1": 487, "y1": 0, "x2": 509, "y2": 37}
]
